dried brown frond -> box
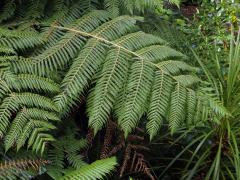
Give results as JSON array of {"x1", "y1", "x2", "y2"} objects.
[
  {"x1": 100, "y1": 121, "x2": 116, "y2": 159},
  {"x1": 86, "y1": 128, "x2": 94, "y2": 146},
  {"x1": 127, "y1": 135, "x2": 144, "y2": 142},
  {"x1": 120, "y1": 145, "x2": 132, "y2": 177}
]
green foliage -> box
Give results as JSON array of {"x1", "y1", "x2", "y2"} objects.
[
  {"x1": 0, "y1": 0, "x2": 205, "y2": 152},
  {"x1": 61, "y1": 157, "x2": 118, "y2": 180},
  {"x1": 104, "y1": 0, "x2": 180, "y2": 17},
  {"x1": 47, "y1": 129, "x2": 88, "y2": 179},
  {"x1": 1, "y1": 0, "x2": 233, "y2": 179}
]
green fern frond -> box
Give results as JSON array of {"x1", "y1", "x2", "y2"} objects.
[
  {"x1": 118, "y1": 61, "x2": 154, "y2": 136},
  {"x1": 0, "y1": 46, "x2": 16, "y2": 55},
  {"x1": 87, "y1": 48, "x2": 130, "y2": 133},
  {"x1": 186, "y1": 89, "x2": 197, "y2": 126},
  {"x1": 173, "y1": 75, "x2": 201, "y2": 87},
  {"x1": 5, "y1": 108, "x2": 59, "y2": 151},
  {"x1": 47, "y1": 132, "x2": 88, "y2": 178},
  {"x1": 32, "y1": 11, "x2": 110, "y2": 75},
  {"x1": 135, "y1": 45, "x2": 186, "y2": 62},
  {"x1": 54, "y1": 15, "x2": 141, "y2": 112},
  {"x1": 24, "y1": 0, "x2": 47, "y2": 19},
  {"x1": 0, "y1": 78, "x2": 11, "y2": 100},
  {"x1": 157, "y1": 60, "x2": 199, "y2": 75},
  {"x1": 13, "y1": 93, "x2": 58, "y2": 111},
  {"x1": 66, "y1": 153, "x2": 86, "y2": 169},
  {"x1": 0, "y1": 91, "x2": 58, "y2": 152},
  {"x1": 168, "y1": 83, "x2": 187, "y2": 134},
  {"x1": 1, "y1": 8, "x2": 204, "y2": 144},
  {"x1": 115, "y1": 31, "x2": 166, "y2": 50},
  {"x1": 13, "y1": 74, "x2": 60, "y2": 94},
  {"x1": 61, "y1": 157, "x2": 117, "y2": 180},
  {"x1": 16, "y1": 119, "x2": 56, "y2": 152},
  {"x1": 104, "y1": 0, "x2": 120, "y2": 17},
  {"x1": 122, "y1": 0, "x2": 164, "y2": 14},
  {"x1": 147, "y1": 70, "x2": 173, "y2": 140},
  {"x1": 47, "y1": 12, "x2": 202, "y2": 136}
]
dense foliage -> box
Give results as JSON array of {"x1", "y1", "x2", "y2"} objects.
[{"x1": 0, "y1": 0, "x2": 239, "y2": 179}]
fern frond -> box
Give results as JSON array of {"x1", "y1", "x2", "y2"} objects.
[
  {"x1": 61, "y1": 157, "x2": 117, "y2": 180},
  {"x1": 24, "y1": 0, "x2": 48, "y2": 19},
  {"x1": 173, "y1": 75, "x2": 201, "y2": 87},
  {"x1": 5, "y1": 108, "x2": 59, "y2": 151},
  {"x1": 66, "y1": 153, "x2": 86, "y2": 169},
  {"x1": 118, "y1": 61, "x2": 154, "y2": 136},
  {"x1": 28, "y1": 131, "x2": 55, "y2": 153},
  {"x1": 0, "y1": 78, "x2": 11, "y2": 101},
  {"x1": 16, "y1": 119, "x2": 56, "y2": 152},
  {"x1": 87, "y1": 48, "x2": 130, "y2": 133},
  {"x1": 186, "y1": 89, "x2": 197, "y2": 126},
  {"x1": 0, "y1": 91, "x2": 58, "y2": 152},
  {"x1": 0, "y1": 35, "x2": 43, "y2": 52},
  {"x1": 13, "y1": 93, "x2": 58, "y2": 111},
  {"x1": 32, "y1": 10, "x2": 110, "y2": 75},
  {"x1": 0, "y1": 95, "x2": 19, "y2": 136},
  {"x1": 104, "y1": 0, "x2": 120, "y2": 17},
  {"x1": 157, "y1": 60, "x2": 199, "y2": 75},
  {"x1": 116, "y1": 31, "x2": 166, "y2": 50},
  {"x1": 47, "y1": 133, "x2": 88, "y2": 178},
  {"x1": 135, "y1": 45, "x2": 186, "y2": 62},
  {"x1": 48, "y1": 12, "x2": 202, "y2": 136},
  {"x1": 0, "y1": 46, "x2": 16, "y2": 55},
  {"x1": 1, "y1": 8, "x2": 204, "y2": 144},
  {"x1": 168, "y1": 84, "x2": 187, "y2": 134},
  {"x1": 54, "y1": 16, "x2": 141, "y2": 112},
  {"x1": 122, "y1": 0, "x2": 164, "y2": 14},
  {"x1": 13, "y1": 74, "x2": 60, "y2": 94},
  {"x1": 147, "y1": 70, "x2": 173, "y2": 140}
]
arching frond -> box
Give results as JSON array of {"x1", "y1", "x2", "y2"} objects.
[{"x1": 61, "y1": 157, "x2": 118, "y2": 180}]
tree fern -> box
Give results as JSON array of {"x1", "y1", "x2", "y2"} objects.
[
  {"x1": 42, "y1": 11, "x2": 203, "y2": 137},
  {"x1": 0, "y1": 3, "x2": 205, "y2": 143}
]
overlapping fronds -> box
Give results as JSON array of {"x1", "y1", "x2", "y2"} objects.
[
  {"x1": 0, "y1": 9, "x2": 202, "y2": 139},
  {"x1": 0, "y1": 49, "x2": 59, "y2": 153},
  {"x1": 0, "y1": 2, "x2": 204, "y2": 144},
  {"x1": 39, "y1": 11, "x2": 201, "y2": 138}
]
